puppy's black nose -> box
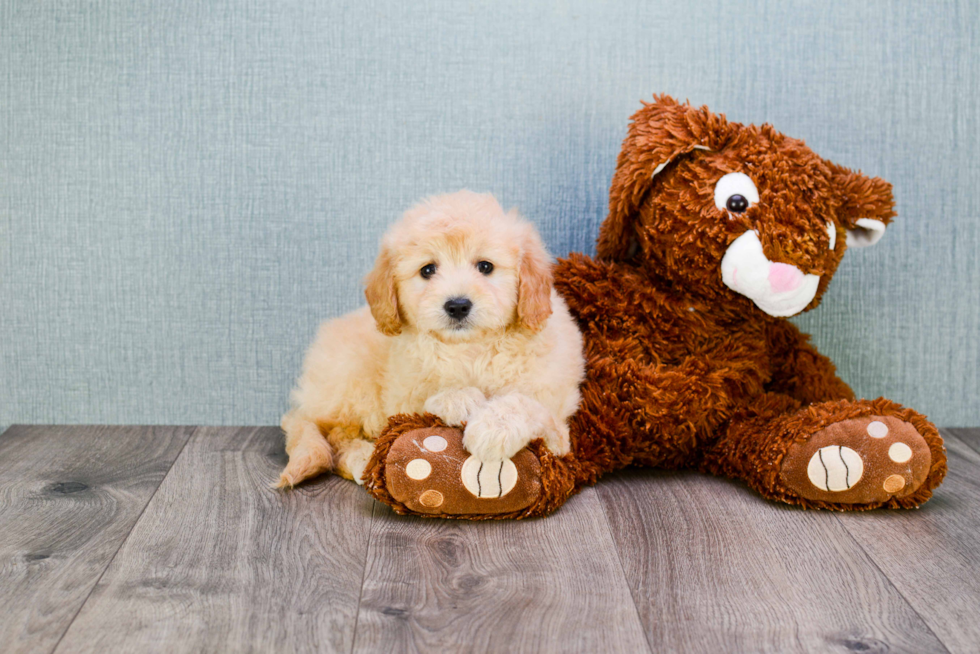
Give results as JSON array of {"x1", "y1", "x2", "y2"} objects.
[{"x1": 444, "y1": 297, "x2": 472, "y2": 321}]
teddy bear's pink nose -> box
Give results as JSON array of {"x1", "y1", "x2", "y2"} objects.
[{"x1": 768, "y1": 263, "x2": 804, "y2": 293}]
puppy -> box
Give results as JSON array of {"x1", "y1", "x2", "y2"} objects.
[{"x1": 277, "y1": 191, "x2": 585, "y2": 488}]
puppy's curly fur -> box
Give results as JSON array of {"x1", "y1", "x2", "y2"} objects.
[{"x1": 278, "y1": 191, "x2": 584, "y2": 488}]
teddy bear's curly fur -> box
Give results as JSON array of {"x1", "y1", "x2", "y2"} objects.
[{"x1": 365, "y1": 95, "x2": 947, "y2": 519}]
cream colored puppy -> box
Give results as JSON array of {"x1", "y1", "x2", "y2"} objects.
[{"x1": 277, "y1": 191, "x2": 585, "y2": 488}]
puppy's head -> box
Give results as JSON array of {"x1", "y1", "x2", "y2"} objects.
[{"x1": 364, "y1": 190, "x2": 553, "y2": 340}]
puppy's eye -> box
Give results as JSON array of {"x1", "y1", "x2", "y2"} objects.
[
  {"x1": 714, "y1": 172, "x2": 759, "y2": 214},
  {"x1": 420, "y1": 263, "x2": 437, "y2": 279},
  {"x1": 476, "y1": 261, "x2": 494, "y2": 275}
]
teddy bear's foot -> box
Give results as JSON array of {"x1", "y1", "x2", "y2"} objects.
[
  {"x1": 364, "y1": 413, "x2": 579, "y2": 520},
  {"x1": 381, "y1": 425, "x2": 542, "y2": 515},
  {"x1": 780, "y1": 415, "x2": 934, "y2": 506}
]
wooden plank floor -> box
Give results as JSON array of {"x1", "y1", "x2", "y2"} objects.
[
  {"x1": 1, "y1": 426, "x2": 978, "y2": 654},
  {"x1": 0, "y1": 426, "x2": 194, "y2": 654}
]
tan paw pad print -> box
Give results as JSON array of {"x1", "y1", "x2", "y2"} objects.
[
  {"x1": 806, "y1": 445, "x2": 864, "y2": 491},
  {"x1": 460, "y1": 457, "x2": 519, "y2": 498}
]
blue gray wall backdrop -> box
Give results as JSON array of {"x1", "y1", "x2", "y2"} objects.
[{"x1": 2, "y1": 1, "x2": 978, "y2": 429}]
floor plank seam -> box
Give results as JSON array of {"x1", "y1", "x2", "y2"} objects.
[
  {"x1": 349, "y1": 499, "x2": 379, "y2": 654},
  {"x1": 47, "y1": 426, "x2": 198, "y2": 654},
  {"x1": 594, "y1": 486, "x2": 656, "y2": 654},
  {"x1": 831, "y1": 512, "x2": 951, "y2": 654},
  {"x1": 947, "y1": 428, "x2": 980, "y2": 457}
]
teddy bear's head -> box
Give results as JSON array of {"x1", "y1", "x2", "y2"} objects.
[{"x1": 597, "y1": 95, "x2": 895, "y2": 317}]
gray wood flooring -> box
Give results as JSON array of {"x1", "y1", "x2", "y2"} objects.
[{"x1": 1, "y1": 425, "x2": 978, "y2": 654}]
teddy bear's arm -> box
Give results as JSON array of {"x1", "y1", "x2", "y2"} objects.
[
  {"x1": 584, "y1": 331, "x2": 770, "y2": 435},
  {"x1": 765, "y1": 319, "x2": 855, "y2": 404}
]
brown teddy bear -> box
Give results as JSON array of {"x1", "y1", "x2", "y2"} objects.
[{"x1": 364, "y1": 95, "x2": 948, "y2": 519}]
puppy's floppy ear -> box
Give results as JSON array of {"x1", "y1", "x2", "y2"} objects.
[
  {"x1": 364, "y1": 246, "x2": 402, "y2": 336},
  {"x1": 828, "y1": 162, "x2": 895, "y2": 249},
  {"x1": 516, "y1": 223, "x2": 553, "y2": 332},
  {"x1": 598, "y1": 94, "x2": 730, "y2": 260}
]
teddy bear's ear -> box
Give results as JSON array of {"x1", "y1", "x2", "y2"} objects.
[
  {"x1": 828, "y1": 162, "x2": 896, "y2": 249},
  {"x1": 597, "y1": 95, "x2": 729, "y2": 260}
]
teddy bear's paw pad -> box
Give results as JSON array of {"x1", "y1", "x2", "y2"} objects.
[
  {"x1": 384, "y1": 427, "x2": 541, "y2": 515},
  {"x1": 460, "y1": 457, "x2": 519, "y2": 498},
  {"x1": 780, "y1": 415, "x2": 932, "y2": 504}
]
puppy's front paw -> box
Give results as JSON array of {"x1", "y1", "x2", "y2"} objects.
[
  {"x1": 463, "y1": 399, "x2": 534, "y2": 462},
  {"x1": 423, "y1": 387, "x2": 487, "y2": 426}
]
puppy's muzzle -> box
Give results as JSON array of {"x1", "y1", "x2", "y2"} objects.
[{"x1": 443, "y1": 297, "x2": 472, "y2": 322}]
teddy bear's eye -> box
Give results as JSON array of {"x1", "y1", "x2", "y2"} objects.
[
  {"x1": 420, "y1": 263, "x2": 437, "y2": 279},
  {"x1": 726, "y1": 195, "x2": 749, "y2": 213},
  {"x1": 714, "y1": 172, "x2": 759, "y2": 214}
]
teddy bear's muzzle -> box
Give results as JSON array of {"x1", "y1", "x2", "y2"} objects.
[{"x1": 720, "y1": 230, "x2": 821, "y2": 317}]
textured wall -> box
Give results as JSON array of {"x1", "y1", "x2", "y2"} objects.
[{"x1": 2, "y1": 0, "x2": 978, "y2": 428}]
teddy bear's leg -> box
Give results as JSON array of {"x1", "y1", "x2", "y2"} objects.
[
  {"x1": 700, "y1": 395, "x2": 947, "y2": 509},
  {"x1": 362, "y1": 413, "x2": 578, "y2": 520}
]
